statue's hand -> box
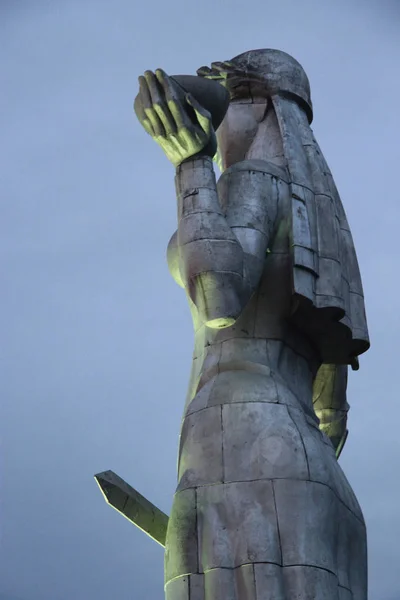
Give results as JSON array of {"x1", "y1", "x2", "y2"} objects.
[{"x1": 134, "y1": 69, "x2": 216, "y2": 167}]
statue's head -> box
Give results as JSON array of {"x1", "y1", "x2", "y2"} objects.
[
  {"x1": 197, "y1": 49, "x2": 313, "y2": 123},
  {"x1": 197, "y1": 49, "x2": 313, "y2": 170}
]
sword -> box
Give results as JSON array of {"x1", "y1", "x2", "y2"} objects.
[{"x1": 94, "y1": 470, "x2": 169, "y2": 548}]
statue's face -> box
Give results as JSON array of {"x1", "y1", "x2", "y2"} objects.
[{"x1": 216, "y1": 96, "x2": 268, "y2": 170}]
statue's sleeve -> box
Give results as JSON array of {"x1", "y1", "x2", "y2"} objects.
[
  {"x1": 312, "y1": 363, "x2": 349, "y2": 459},
  {"x1": 172, "y1": 157, "x2": 277, "y2": 328}
]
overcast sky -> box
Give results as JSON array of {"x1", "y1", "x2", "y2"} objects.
[{"x1": 1, "y1": 1, "x2": 399, "y2": 599}]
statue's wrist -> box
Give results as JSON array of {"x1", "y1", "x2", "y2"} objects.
[
  {"x1": 175, "y1": 155, "x2": 215, "y2": 192},
  {"x1": 176, "y1": 154, "x2": 213, "y2": 172},
  {"x1": 175, "y1": 156, "x2": 218, "y2": 219}
]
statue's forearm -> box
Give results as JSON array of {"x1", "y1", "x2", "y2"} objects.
[
  {"x1": 175, "y1": 157, "x2": 246, "y2": 328},
  {"x1": 313, "y1": 364, "x2": 349, "y2": 458}
]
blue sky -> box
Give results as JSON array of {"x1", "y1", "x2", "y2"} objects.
[{"x1": 1, "y1": 1, "x2": 399, "y2": 599}]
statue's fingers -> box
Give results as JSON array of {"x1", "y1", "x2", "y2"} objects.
[
  {"x1": 142, "y1": 118, "x2": 155, "y2": 137},
  {"x1": 144, "y1": 70, "x2": 164, "y2": 104},
  {"x1": 210, "y1": 62, "x2": 230, "y2": 77},
  {"x1": 155, "y1": 70, "x2": 191, "y2": 131},
  {"x1": 154, "y1": 69, "x2": 169, "y2": 82},
  {"x1": 154, "y1": 105, "x2": 177, "y2": 135},
  {"x1": 133, "y1": 94, "x2": 146, "y2": 123},
  {"x1": 156, "y1": 67, "x2": 187, "y2": 118},
  {"x1": 180, "y1": 127, "x2": 199, "y2": 152},
  {"x1": 156, "y1": 69, "x2": 180, "y2": 102},
  {"x1": 138, "y1": 75, "x2": 152, "y2": 109},
  {"x1": 196, "y1": 65, "x2": 213, "y2": 78},
  {"x1": 198, "y1": 60, "x2": 236, "y2": 79},
  {"x1": 168, "y1": 100, "x2": 193, "y2": 131},
  {"x1": 212, "y1": 60, "x2": 231, "y2": 70},
  {"x1": 144, "y1": 107, "x2": 166, "y2": 137},
  {"x1": 145, "y1": 69, "x2": 176, "y2": 133},
  {"x1": 151, "y1": 70, "x2": 177, "y2": 134},
  {"x1": 168, "y1": 135, "x2": 185, "y2": 156},
  {"x1": 133, "y1": 95, "x2": 155, "y2": 137},
  {"x1": 139, "y1": 75, "x2": 165, "y2": 137}
]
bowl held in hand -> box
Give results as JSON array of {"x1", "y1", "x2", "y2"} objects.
[
  {"x1": 169, "y1": 75, "x2": 230, "y2": 131},
  {"x1": 134, "y1": 74, "x2": 230, "y2": 133}
]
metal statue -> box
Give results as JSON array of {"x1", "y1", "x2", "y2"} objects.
[{"x1": 97, "y1": 48, "x2": 370, "y2": 600}]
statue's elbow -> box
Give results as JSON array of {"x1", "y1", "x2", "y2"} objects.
[
  {"x1": 203, "y1": 287, "x2": 244, "y2": 329},
  {"x1": 188, "y1": 271, "x2": 245, "y2": 329},
  {"x1": 205, "y1": 315, "x2": 238, "y2": 329}
]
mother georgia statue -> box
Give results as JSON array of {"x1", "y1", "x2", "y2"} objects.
[{"x1": 134, "y1": 48, "x2": 370, "y2": 600}]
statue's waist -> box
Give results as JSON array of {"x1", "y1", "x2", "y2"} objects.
[
  {"x1": 197, "y1": 360, "x2": 272, "y2": 393},
  {"x1": 190, "y1": 358, "x2": 319, "y2": 427}
]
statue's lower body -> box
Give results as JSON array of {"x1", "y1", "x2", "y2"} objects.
[{"x1": 164, "y1": 370, "x2": 367, "y2": 600}]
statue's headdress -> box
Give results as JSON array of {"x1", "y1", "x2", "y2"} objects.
[{"x1": 198, "y1": 48, "x2": 313, "y2": 124}]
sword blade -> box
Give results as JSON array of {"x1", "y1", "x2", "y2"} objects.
[{"x1": 94, "y1": 470, "x2": 169, "y2": 548}]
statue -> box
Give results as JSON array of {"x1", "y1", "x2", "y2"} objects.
[{"x1": 96, "y1": 48, "x2": 370, "y2": 600}]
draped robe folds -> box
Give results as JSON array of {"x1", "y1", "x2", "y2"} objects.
[{"x1": 270, "y1": 95, "x2": 369, "y2": 364}]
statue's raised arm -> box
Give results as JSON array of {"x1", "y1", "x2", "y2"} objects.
[{"x1": 135, "y1": 69, "x2": 274, "y2": 328}]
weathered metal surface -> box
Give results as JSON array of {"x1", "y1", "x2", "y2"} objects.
[
  {"x1": 95, "y1": 47, "x2": 371, "y2": 600},
  {"x1": 177, "y1": 405, "x2": 223, "y2": 491},
  {"x1": 222, "y1": 403, "x2": 309, "y2": 482},
  {"x1": 196, "y1": 481, "x2": 281, "y2": 569},
  {"x1": 274, "y1": 479, "x2": 340, "y2": 572},
  {"x1": 282, "y1": 566, "x2": 339, "y2": 600},
  {"x1": 164, "y1": 489, "x2": 198, "y2": 581},
  {"x1": 254, "y1": 563, "x2": 286, "y2": 600}
]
